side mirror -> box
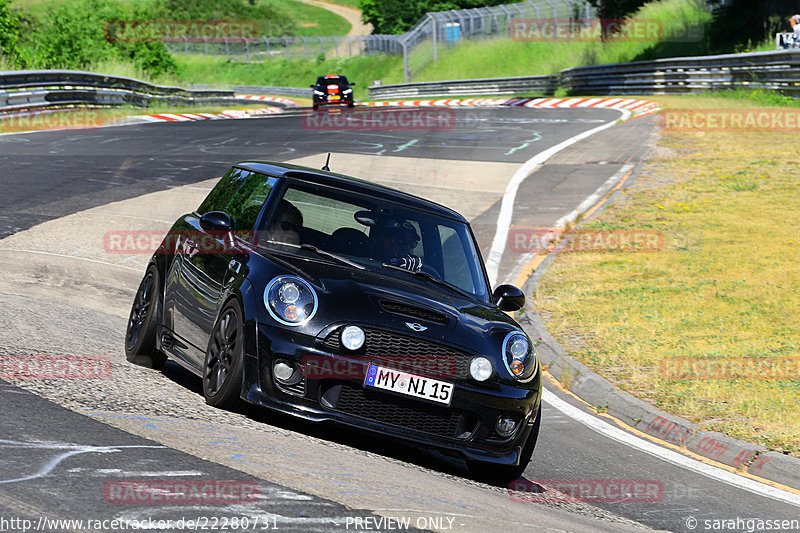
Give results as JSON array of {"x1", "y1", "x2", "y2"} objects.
[
  {"x1": 309, "y1": 85, "x2": 315, "y2": 88},
  {"x1": 200, "y1": 211, "x2": 234, "y2": 232},
  {"x1": 350, "y1": 82, "x2": 356, "y2": 86},
  {"x1": 493, "y1": 284, "x2": 525, "y2": 312}
]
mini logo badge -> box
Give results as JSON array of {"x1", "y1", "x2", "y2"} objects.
[{"x1": 405, "y1": 322, "x2": 427, "y2": 332}]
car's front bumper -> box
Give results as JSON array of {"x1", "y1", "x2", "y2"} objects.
[{"x1": 241, "y1": 322, "x2": 542, "y2": 465}]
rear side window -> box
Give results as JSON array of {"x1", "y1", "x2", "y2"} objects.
[{"x1": 198, "y1": 168, "x2": 277, "y2": 230}]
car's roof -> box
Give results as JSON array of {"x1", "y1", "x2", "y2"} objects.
[{"x1": 234, "y1": 160, "x2": 467, "y2": 222}]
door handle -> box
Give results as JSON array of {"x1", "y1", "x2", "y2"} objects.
[{"x1": 228, "y1": 259, "x2": 241, "y2": 273}]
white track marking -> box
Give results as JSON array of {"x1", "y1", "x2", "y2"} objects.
[
  {"x1": 485, "y1": 108, "x2": 630, "y2": 285},
  {"x1": 501, "y1": 163, "x2": 634, "y2": 285},
  {"x1": 543, "y1": 390, "x2": 800, "y2": 507}
]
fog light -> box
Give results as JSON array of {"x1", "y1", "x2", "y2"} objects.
[
  {"x1": 273, "y1": 360, "x2": 301, "y2": 385},
  {"x1": 341, "y1": 325, "x2": 365, "y2": 351},
  {"x1": 469, "y1": 357, "x2": 493, "y2": 381},
  {"x1": 495, "y1": 416, "x2": 518, "y2": 438}
]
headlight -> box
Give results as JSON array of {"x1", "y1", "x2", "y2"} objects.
[
  {"x1": 313, "y1": 90, "x2": 325, "y2": 95},
  {"x1": 264, "y1": 275, "x2": 318, "y2": 326},
  {"x1": 502, "y1": 332, "x2": 538, "y2": 382},
  {"x1": 342, "y1": 88, "x2": 353, "y2": 94},
  {"x1": 469, "y1": 357, "x2": 493, "y2": 381}
]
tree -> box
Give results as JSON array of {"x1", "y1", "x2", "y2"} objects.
[
  {"x1": 586, "y1": 0, "x2": 648, "y2": 20},
  {"x1": 0, "y1": 0, "x2": 22, "y2": 65}
]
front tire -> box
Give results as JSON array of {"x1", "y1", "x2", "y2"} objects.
[
  {"x1": 467, "y1": 404, "x2": 541, "y2": 483},
  {"x1": 203, "y1": 300, "x2": 245, "y2": 409},
  {"x1": 125, "y1": 264, "x2": 167, "y2": 369}
]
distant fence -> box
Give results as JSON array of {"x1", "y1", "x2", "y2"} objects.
[{"x1": 163, "y1": 0, "x2": 596, "y2": 82}]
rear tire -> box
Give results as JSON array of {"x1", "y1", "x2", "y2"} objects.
[
  {"x1": 125, "y1": 265, "x2": 167, "y2": 369},
  {"x1": 203, "y1": 300, "x2": 245, "y2": 409},
  {"x1": 467, "y1": 404, "x2": 541, "y2": 483}
]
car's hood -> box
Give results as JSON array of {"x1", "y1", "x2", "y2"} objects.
[{"x1": 251, "y1": 249, "x2": 521, "y2": 353}]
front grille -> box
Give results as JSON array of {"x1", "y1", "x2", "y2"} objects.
[
  {"x1": 379, "y1": 300, "x2": 449, "y2": 325},
  {"x1": 322, "y1": 327, "x2": 471, "y2": 379},
  {"x1": 333, "y1": 385, "x2": 473, "y2": 439}
]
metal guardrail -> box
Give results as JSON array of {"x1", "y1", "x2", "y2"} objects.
[
  {"x1": 369, "y1": 75, "x2": 559, "y2": 99},
  {"x1": 369, "y1": 50, "x2": 800, "y2": 99},
  {"x1": 0, "y1": 69, "x2": 245, "y2": 114},
  {"x1": 560, "y1": 50, "x2": 800, "y2": 97}
]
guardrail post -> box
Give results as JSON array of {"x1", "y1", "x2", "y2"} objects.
[
  {"x1": 183, "y1": 35, "x2": 188, "y2": 54},
  {"x1": 224, "y1": 37, "x2": 230, "y2": 58},
  {"x1": 347, "y1": 36, "x2": 352, "y2": 56},
  {"x1": 203, "y1": 37, "x2": 208, "y2": 55},
  {"x1": 301, "y1": 36, "x2": 308, "y2": 59},
  {"x1": 283, "y1": 37, "x2": 289, "y2": 60},
  {"x1": 264, "y1": 36, "x2": 270, "y2": 60},
  {"x1": 245, "y1": 39, "x2": 250, "y2": 63},
  {"x1": 318, "y1": 35, "x2": 324, "y2": 55}
]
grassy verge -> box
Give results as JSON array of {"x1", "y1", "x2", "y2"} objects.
[
  {"x1": 172, "y1": 53, "x2": 401, "y2": 100},
  {"x1": 268, "y1": 0, "x2": 351, "y2": 36},
  {"x1": 535, "y1": 91, "x2": 800, "y2": 455}
]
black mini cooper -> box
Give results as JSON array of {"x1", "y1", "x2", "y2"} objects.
[
  {"x1": 311, "y1": 74, "x2": 355, "y2": 110},
  {"x1": 125, "y1": 161, "x2": 542, "y2": 481}
]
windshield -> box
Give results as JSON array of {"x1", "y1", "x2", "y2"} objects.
[{"x1": 258, "y1": 183, "x2": 490, "y2": 301}]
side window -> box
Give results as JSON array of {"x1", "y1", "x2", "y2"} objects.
[
  {"x1": 225, "y1": 174, "x2": 277, "y2": 230},
  {"x1": 197, "y1": 168, "x2": 276, "y2": 231},
  {"x1": 198, "y1": 167, "x2": 247, "y2": 214}
]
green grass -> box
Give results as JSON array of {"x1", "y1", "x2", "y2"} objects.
[
  {"x1": 161, "y1": 0, "x2": 718, "y2": 90},
  {"x1": 265, "y1": 0, "x2": 350, "y2": 36}
]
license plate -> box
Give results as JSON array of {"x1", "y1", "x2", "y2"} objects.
[
  {"x1": 329, "y1": 96, "x2": 340, "y2": 100},
  {"x1": 364, "y1": 364, "x2": 453, "y2": 406}
]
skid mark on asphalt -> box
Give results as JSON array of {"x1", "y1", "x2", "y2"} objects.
[{"x1": 0, "y1": 439, "x2": 166, "y2": 484}]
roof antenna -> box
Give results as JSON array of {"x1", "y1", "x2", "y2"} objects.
[{"x1": 322, "y1": 153, "x2": 331, "y2": 171}]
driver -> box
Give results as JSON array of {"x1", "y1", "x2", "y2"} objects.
[
  {"x1": 382, "y1": 220, "x2": 422, "y2": 271},
  {"x1": 266, "y1": 199, "x2": 303, "y2": 245}
]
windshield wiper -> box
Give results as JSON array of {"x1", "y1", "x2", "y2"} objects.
[
  {"x1": 381, "y1": 263, "x2": 473, "y2": 299},
  {"x1": 301, "y1": 244, "x2": 366, "y2": 270},
  {"x1": 263, "y1": 240, "x2": 366, "y2": 270}
]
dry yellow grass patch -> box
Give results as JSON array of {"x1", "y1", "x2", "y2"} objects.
[{"x1": 536, "y1": 94, "x2": 800, "y2": 455}]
